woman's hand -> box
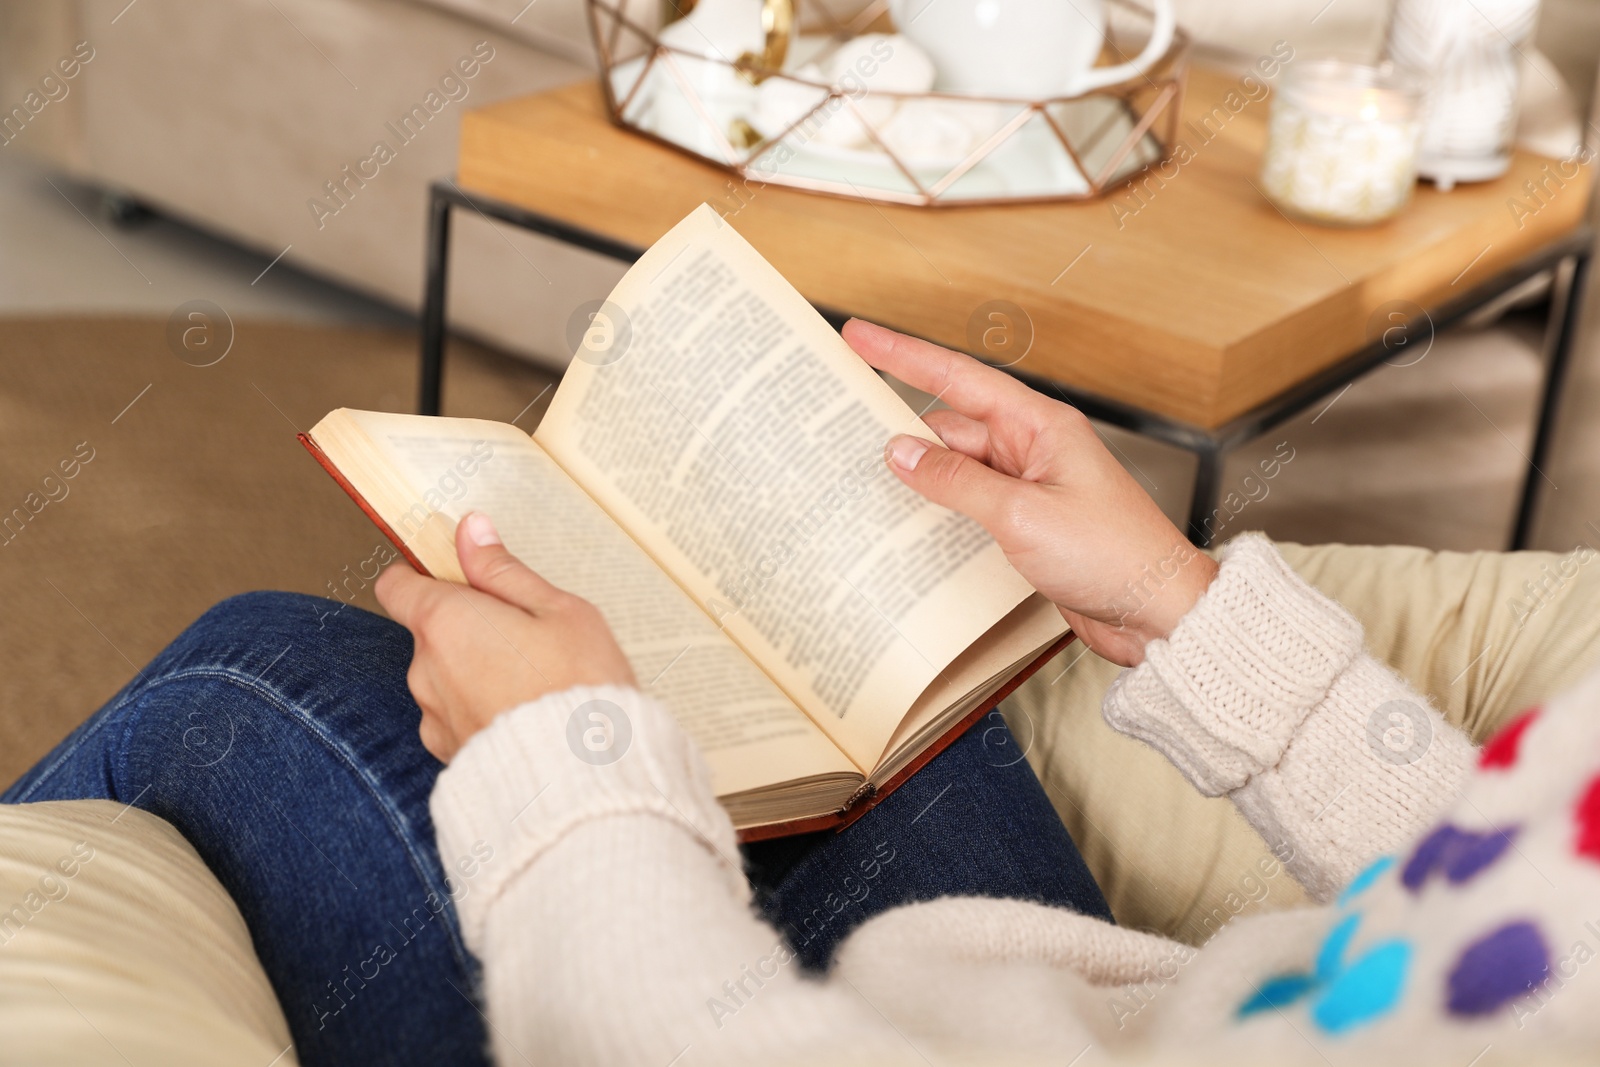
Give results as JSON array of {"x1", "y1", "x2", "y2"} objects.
[
  {"x1": 844, "y1": 318, "x2": 1217, "y2": 668},
  {"x1": 374, "y1": 512, "x2": 636, "y2": 762}
]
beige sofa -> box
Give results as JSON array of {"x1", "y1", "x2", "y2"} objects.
[
  {"x1": 0, "y1": 800, "x2": 301, "y2": 1065},
  {"x1": 0, "y1": 0, "x2": 624, "y2": 367}
]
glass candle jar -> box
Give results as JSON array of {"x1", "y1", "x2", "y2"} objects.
[{"x1": 1259, "y1": 60, "x2": 1427, "y2": 226}]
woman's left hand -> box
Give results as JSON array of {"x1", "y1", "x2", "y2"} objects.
[{"x1": 374, "y1": 512, "x2": 636, "y2": 763}]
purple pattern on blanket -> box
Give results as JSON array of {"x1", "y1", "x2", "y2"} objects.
[
  {"x1": 1446, "y1": 921, "x2": 1550, "y2": 1017},
  {"x1": 1401, "y1": 823, "x2": 1519, "y2": 893}
]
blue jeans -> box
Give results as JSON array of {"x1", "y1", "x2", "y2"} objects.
[{"x1": 3, "y1": 593, "x2": 1110, "y2": 1066}]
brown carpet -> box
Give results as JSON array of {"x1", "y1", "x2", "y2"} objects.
[{"x1": 0, "y1": 316, "x2": 555, "y2": 789}]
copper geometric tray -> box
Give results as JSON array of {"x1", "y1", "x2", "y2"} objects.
[{"x1": 586, "y1": 0, "x2": 1190, "y2": 206}]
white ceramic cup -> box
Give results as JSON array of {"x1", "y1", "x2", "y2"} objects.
[{"x1": 887, "y1": 0, "x2": 1175, "y2": 98}]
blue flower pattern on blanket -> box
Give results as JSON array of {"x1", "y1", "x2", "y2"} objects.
[
  {"x1": 1238, "y1": 706, "x2": 1568, "y2": 1034},
  {"x1": 1237, "y1": 856, "x2": 1413, "y2": 1034}
]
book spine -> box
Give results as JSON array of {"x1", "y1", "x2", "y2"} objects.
[
  {"x1": 838, "y1": 782, "x2": 877, "y2": 815},
  {"x1": 297, "y1": 432, "x2": 433, "y2": 577}
]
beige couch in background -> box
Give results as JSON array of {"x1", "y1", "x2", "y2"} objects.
[{"x1": 0, "y1": 0, "x2": 620, "y2": 367}]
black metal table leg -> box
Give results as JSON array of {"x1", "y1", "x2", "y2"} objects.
[
  {"x1": 1511, "y1": 249, "x2": 1593, "y2": 550},
  {"x1": 418, "y1": 186, "x2": 452, "y2": 416},
  {"x1": 1187, "y1": 447, "x2": 1225, "y2": 548}
]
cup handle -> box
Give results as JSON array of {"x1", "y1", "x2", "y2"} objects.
[{"x1": 1068, "y1": 0, "x2": 1176, "y2": 95}]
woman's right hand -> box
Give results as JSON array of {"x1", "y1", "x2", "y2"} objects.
[{"x1": 843, "y1": 318, "x2": 1217, "y2": 668}]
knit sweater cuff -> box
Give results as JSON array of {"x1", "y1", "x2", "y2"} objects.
[
  {"x1": 430, "y1": 684, "x2": 746, "y2": 951},
  {"x1": 1102, "y1": 534, "x2": 1367, "y2": 795}
]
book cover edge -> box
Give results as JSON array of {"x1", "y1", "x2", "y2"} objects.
[
  {"x1": 298, "y1": 432, "x2": 434, "y2": 578},
  {"x1": 735, "y1": 631, "x2": 1077, "y2": 843}
]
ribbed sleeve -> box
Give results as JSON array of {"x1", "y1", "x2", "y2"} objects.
[
  {"x1": 430, "y1": 684, "x2": 747, "y2": 949},
  {"x1": 1102, "y1": 534, "x2": 1474, "y2": 900},
  {"x1": 1104, "y1": 535, "x2": 1367, "y2": 796}
]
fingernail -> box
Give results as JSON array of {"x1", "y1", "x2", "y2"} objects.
[
  {"x1": 885, "y1": 435, "x2": 929, "y2": 471},
  {"x1": 463, "y1": 511, "x2": 501, "y2": 546}
]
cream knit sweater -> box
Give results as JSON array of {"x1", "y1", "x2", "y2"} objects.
[{"x1": 431, "y1": 535, "x2": 1600, "y2": 1065}]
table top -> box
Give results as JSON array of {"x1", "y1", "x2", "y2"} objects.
[{"x1": 456, "y1": 67, "x2": 1592, "y2": 430}]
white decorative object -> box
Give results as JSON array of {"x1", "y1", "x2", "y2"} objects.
[
  {"x1": 1386, "y1": 0, "x2": 1539, "y2": 187},
  {"x1": 656, "y1": 0, "x2": 765, "y2": 82},
  {"x1": 752, "y1": 34, "x2": 936, "y2": 149},
  {"x1": 648, "y1": 0, "x2": 766, "y2": 160},
  {"x1": 1259, "y1": 60, "x2": 1426, "y2": 226},
  {"x1": 826, "y1": 33, "x2": 935, "y2": 94},
  {"x1": 752, "y1": 61, "x2": 829, "y2": 137},
  {"x1": 879, "y1": 100, "x2": 991, "y2": 160},
  {"x1": 886, "y1": 0, "x2": 1175, "y2": 97}
]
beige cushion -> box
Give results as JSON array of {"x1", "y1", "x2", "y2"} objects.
[
  {"x1": 1009, "y1": 540, "x2": 1600, "y2": 945},
  {"x1": 0, "y1": 800, "x2": 298, "y2": 1067}
]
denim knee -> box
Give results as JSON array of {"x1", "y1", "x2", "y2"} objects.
[
  {"x1": 186, "y1": 591, "x2": 402, "y2": 646},
  {"x1": 155, "y1": 592, "x2": 413, "y2": 691},
  {"x1": 3, "y1": 593, "x2": 420, "y2": 807}
]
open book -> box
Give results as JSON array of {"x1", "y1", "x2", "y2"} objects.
[{"x1": 303, "y1": 204, "x2": 1071, "y2": 840}]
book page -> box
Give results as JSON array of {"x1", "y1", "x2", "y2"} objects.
[
  {"x1": 873, "y1": 595, "x2": 1069, "y2": 786},
  {"x1": 535, "y1": 206, "x2": 1038, "y2": 768},
  {"x1": 326, "y1": 410, "x2": 856, "y2": 795}
]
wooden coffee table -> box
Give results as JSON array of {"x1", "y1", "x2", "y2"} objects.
[{"x1": 423, "y1": 68, "x2": 1593, "y2": 547}]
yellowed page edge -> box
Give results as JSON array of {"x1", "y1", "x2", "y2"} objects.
[{"x1": 875, "y1": 595, "x2": 1068, "y2": 783}]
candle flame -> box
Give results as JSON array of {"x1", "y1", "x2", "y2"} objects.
[{"x1": 1359, "y1": 88, "x2": 1382, "y2": 122}]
